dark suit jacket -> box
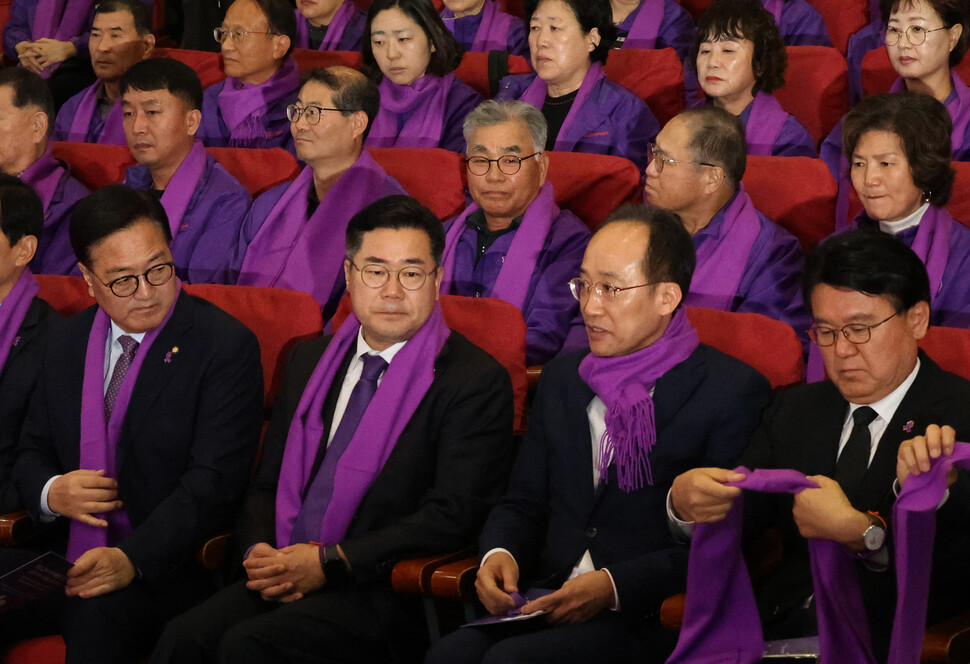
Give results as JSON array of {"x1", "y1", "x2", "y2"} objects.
[
  {"x1": 13, "y1": 292, "x2": 263, "y2": 583},
  {"x1": 740, "y1": 351, "x2": 970, "y2": 657},
  {"x1": 480, "y1": 344, "x2": 772, "y2": 618},
  {"x1": 0, "y1": 296, "x2": 57, "y2": 513}
]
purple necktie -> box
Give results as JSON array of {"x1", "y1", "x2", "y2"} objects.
[
  {"x1": 289, "y1": 353, "x2": 388, "y2": 544},
  {"x1": 104, "y1": 335, "x2": 139, "y2": 422}
]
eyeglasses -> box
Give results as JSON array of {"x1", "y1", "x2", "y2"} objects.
[
  {"x1": 350, "y1": 261, "x2": 436, "y2": 291},
  {"x1": 885, "y1": 24, "x2": 951, "y2": 46},
  {"x1": 808, "y1": 312, "x2": 899, "y2": 347},
  {"x1": 647, "y1": 143, "x2": 716, "y2": 174},
  {"x1": 567, "y1": 277, "x2": 658, "y2": 302},
  {"x1": 92, "y1": 262, "x2": 175, "y2": 298},
  {"x1": 213, "y1": 27, "x2": 279, "y2": 43},
  {"x1": 464, "y1": 153, "x2": 540, "y2": 176},
  {"x1": 286, "y1": 104, "x2": 351, "y2": 125}
]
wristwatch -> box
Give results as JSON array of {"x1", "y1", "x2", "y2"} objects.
[
  {"x1": 321, "y1": 545, "x2": 352, "y2": 587},
  {"x1": 862, "y1": 511, "x2": 886, "y2": 551}
]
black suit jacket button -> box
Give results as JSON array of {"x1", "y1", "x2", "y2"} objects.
[{"x1": 586, "y1": 527, "x2": 598, "y2": 539}]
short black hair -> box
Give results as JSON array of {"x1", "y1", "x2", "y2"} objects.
[
  {"x1": 524, "y1": 0, "x2": 616, "y2": 65},
  {"x1": 362, "y1": 0, "x2": 464, "y2": 80},
  {"x1": 94, "y1": 0, "x2": 153, "y2": 36},
  {"x1": 599, "y1": 203, "x2": 696, "y2": 308},
  {"x1": 802, "y1": 229, "x2": 931, "y2": 316},
  {"x1": 345, "y1": 195, "x2": 445, "y2": 265},
  {"x1": 70, "y1": 185, "x2": 172, "y2": 267},
  {"x1": 247, "y1": 0, "x2": 298, "y2": 59},
  {"x1": 303, "y1": 66, "x2": 380, "y2": 140},
  {"x1": 0, "y1": 174, "x2": 43, "y2": 246},
  {"x1": 120, "y1": 58, "x2": 204, "y2": 111},
  {"x1": 0, "y1": 68, "x2": 55, "y2": 136}
]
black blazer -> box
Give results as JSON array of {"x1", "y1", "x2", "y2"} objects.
[
  {"x1": 13, "y1": 292, "x2": 263, "y2": 583},
  {"x1": 480, "y1": 344, "x2": 773, "y2": 618}
]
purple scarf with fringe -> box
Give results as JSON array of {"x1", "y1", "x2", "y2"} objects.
[
  {"x1": 622, "y1": 0, "x2": 664, "y2": 50},
  {"x1": 67, "y1": 284, "x2": 181, "y2": 562},
  {"x1": 66, "y1": 81, "x2": 125, "y2": 144},
  {"x1": 275, "y1": 304, "x2": 451, "y2": 546},
  {"x1": 157, "y1": 141, "x2": 207, "y2": 240},
  {"x1": 744, "y1": 93, "x2": 788, "y2": 156},
  {"x1": 237, "y1": 151, "x2": 391, "y2": 307},
  {"x1": 218, "y1": 58, "x2": 300, "y2": 144},
  {"x1": 440, "y1": 181, "x2": 558, "y2": 311},
  {"x1": 441, "y1": 1, "x2": 514, "y2": 52},
  {"x1": 19, "y1": 144, "x2": 62, "y2": 213},
  {"x1": 577, "y1": 307, "x2": 699, "y2": 491},
  {"x1": 367, "y1": 74, "x2": 453, "y2": 149},
  {"x1": 519, "y1": 63, "x2": 604, "y2": 152},
  {"x1": 294, "y1": 1, "x2": 355, "y2": 50},
  {"x1": 0, "y1": 269, "x2": 39, "y2": 372}
]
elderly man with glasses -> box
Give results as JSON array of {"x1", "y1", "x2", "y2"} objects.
[
  {"x1": 670, "y1": 229, "x2": 970, "y2": 661},
  {"x1": 230, "y1": 65, "x2": 405, "y2": 317},
  {"x1": 439, "y1": 99, "x2": 590, "y2": 366},
  {"x1": 1, "y1": 184, "x2": 263, "y2": 664}
]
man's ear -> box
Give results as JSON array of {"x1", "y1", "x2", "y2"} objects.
[
  {"x1": 12, "y1": 234, "x2": 37, "y2": 267},
  {"x1": 656, "y1": 281, "x2": 683, "y2": 315}
]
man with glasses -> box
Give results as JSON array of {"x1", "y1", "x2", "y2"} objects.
[
  {"x1": 232, "y1": 66, "x2": 405, "y2": 317},
  {"x1": 120, "y1": 58, "x2": 251, "y2": 284},
  {"x1": 670, "y1": 229, "x2": 970, "y2": 660},
  {"x1": 439, "y1": 99, "x2": 590, "y2": 366},
  {"x1": 152, "y1": 194, "x2": 515, "y2": 664},
  {"x1": 644, "y1": 105, "x2": 808, "y2": 349},
  {"x1": 198, "y1": 0, "x2": 300, "y2": 152},
  {"x1": 3, "y1": 184, "x2": 263, "y2": 663},
  {"x1": 426, "y1": 204, "x2": 770, "y2": 664}
]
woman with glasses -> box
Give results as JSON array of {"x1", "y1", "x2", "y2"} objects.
[
  {"x1": 362, "y1": 0, "x2": 482, "y2": 152},
  {"x1": 293, "y1": 0, "x2": 366, "y2": 51},
  {"x1": 439, "y1": 0, "x2": 528, "y2": 57},
  {"x1": 692, "y1": 0, "x2": 815, "y2": 158}
]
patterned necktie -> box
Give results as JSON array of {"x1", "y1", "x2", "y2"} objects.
[
  {"x1": 836, "y1": 405, "x2": 878, "y2": 500},
  {"x1": 104, "y1": 335, "x2": 139, "y2": 422}
]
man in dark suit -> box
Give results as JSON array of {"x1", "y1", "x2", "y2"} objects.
[
  {"x1": 0, "y1": 174, "x2": 56, "y2": 513},
  {"x1": 671, "y1": 229, "x2": 970, "y2": 660},
  {"x1": 3, "y1": 184, "x2": 263, "y2": 664},
  {"x1": 151, "y1": 195, "x2": 515, "y2": 664},
  {"x1": 426, "y1": 204, "x2": 772, "y2": 664}
]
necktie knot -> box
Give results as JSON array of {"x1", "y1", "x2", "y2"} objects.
[
  {"x1": 852, "y1": 405, "x2": 877, "y2": 428},
  {"x1": 118, "y1": 335, "x2": 139, "y2": 356},
  {"x1": 360, "y1": 353, "x2": 388, "y2": 383}
]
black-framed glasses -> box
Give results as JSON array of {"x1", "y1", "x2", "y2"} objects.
[
  {"x1": 567, "y1": 277, "x2": 658, "y2": 302},
  {"x1": 647, "y1": 143, "x2": 716, "y2": 174},
  {"x1": 349, "y1": 261, "x2": 437, "y2": 291},
  {"x1": 286, "y1": 104, "x2": 351, "y2": 125},
  {"x1": 808, "y1": 312, "x2": 900, "y2": 347},
  {"x1": 885, "y1": 24, "x2": 951, "y2": 46},
  {"x1": 213, "y1": 27, "x2": 279, "y2": 43},
  {"x1": 93, "y1": 262, "x2": 175, "y2": 298},
  {"x1": 464, "y1": 152, "x2": 540, "y2": 176}
]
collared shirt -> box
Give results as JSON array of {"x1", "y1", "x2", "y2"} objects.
[
  {"x1": 95, "y1": 81, "x2": 113, "y2": 121},
  {"x1": 464, "y1": 208, "x2": 522, "y2": 266},
  {"x1": 838, "y1": 359, "x2": 920, "y2": 464}
]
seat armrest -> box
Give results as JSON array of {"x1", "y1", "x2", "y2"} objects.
[
  {"x1": 391, "y1": 548, "x2": 475, "y2": 596},
  {"x1": 660, "y1": 593, "x2": 686, "y2": 631},
  {"x1": 922, "y1": 610, "x2": 970, "y2": 663},
  {"x1": 430, "y1": 555, "x2": 480, "y2": 602},
  {"x1": 0, "y1": 510, "x2": 34, "y2": 546},
  {"x1": 195, "y1": 533, "x2": 232, "y2": 571}
]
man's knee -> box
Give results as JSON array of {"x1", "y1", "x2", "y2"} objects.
[{"x1": 151, "y1": 608, "x2": 216, "y2": 664}]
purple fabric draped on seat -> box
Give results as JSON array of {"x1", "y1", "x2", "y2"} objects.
[{"x1": 0, "y1": 269, "x2": 40, "y2": 372}]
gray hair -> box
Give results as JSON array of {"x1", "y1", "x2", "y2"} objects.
[{"x1": 462, "y1": 100, "x2": 548, "y2": 154}]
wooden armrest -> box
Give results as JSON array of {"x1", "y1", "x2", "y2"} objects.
[
  {"x1": 660, "y1": 593, "x2": 686, "y2": 631},
  {"x1": 0, "y1": 510, "x2": 34, "y2": 546},
  {"x1": 391, "y1": 547, "x2": 475, "y2": 596},
  {"x1": 526, "y1": 365, "x2": 543, "y2": 391},
  {"x1": 922, "y1": 610, "x2": 970, "y2": 663},
  {"x1": 430, "y1": 555, "x2": 479, "y2": 602},
  {"x1": 195, "y1": 533, "x2": 232, "y2": 571}
]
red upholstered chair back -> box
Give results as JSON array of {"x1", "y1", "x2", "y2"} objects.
[
  {"x1": 498, "y1": 0, "x2": 525, "y2": 18},
  {"x1": 774, "y1": 46, "x2": 848, "y2": 145},
  {"x1": 742, "y1": 156, "x2": 837, "y2": 251},
  {"x1": 544, "y1": 151, "x2": 643, "y2": 231},
  {"x1": 808, "y1": 0, "x2": 867, "y2": 54},
  {"x1": 367, "y1": 147, "x2": 466, "y2": 220},
  {"x1": 206, "y1": 147, "x2": 301, "y2": 197},
  {"x1": 0, "y1": 0, "x2": 13, "y2": 36},
  {"x1": 675, "y1": 0, "x2": 714, "y2": 23},
  {"x1": 152, "y1": 48, "x2": 225, "y2": 88},
  {"x1": 332, "y1": 294, "x2": 529, "y2": 434},
  {"x1": 454, "y1": 52, "x2": 532, "y2": 98},
  {"x1": 292, "y1": 48, "x2": 364, "y2": 73},
  {"x1": 603, "y1": 48, "x2": 686, "y2": 127},
  {"x1": 846, "y1": 161, "x2": 970, "y2": 230},
  {"x1": 35, "y1": 274, "x2": 92, "y2": 316},
  {"x1": 685, "y1": 307, "x2": 804, "y2": 389},
  {"x1": 52, "y1": 142, "x2": 133, "y2": 190},
  {"x1": 919, "y1": 326, "x2": 970, "y2": 381},
  {"x1": 862, "y1": 48, "x2": 970, "y2": 96},
  {"x1": 4, "y1": 635, "x2": 65, "y2": 664}
]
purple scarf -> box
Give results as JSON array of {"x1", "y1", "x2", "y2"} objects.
[
  {"x1": 440, "y1": 181, "x2": 558, "y2": 311},
  {"x1": 622, "y1": 0, "x2": 664, "y2": 50},
  {"x1": 275, "y1": 304, "x2": 451, "y2": 546},
  {"x1": 218, "y1": 58, "x2": 300, "y2": 144},
  {"x1": 0, "y1": 269, "x2": 40, "y2": 372},
  {"x1": 19, "y1": 144, "x2": 62, "y2": 213},
  {"x1": 577, "y1": 308, "x2": 699, "y2": 491},
  {"x1": 744, "y1": 93, "x2": 788, "y2": 156},
  {"x1": 237, "y1": 151, "x2": 391, "y2": 307},
  {"x1": 762, "y1": 0, "x2": 783, "y2": 25},
  {"x1": 67, "y1": 284, "x2": 181, "y2": 563},
  {"x1": 519, "y1": 63, "x2": 605, "y2": 153},
  {"x1": 158, "y1": 140, "x2": 207, "y2": 240},
  {"x1": 441, "y1": 1, "x2": 514, "y2": 52},
  {"x1": 689, "y1": 187, "x2": 762, "y2": 311},
  {"x1": 367, "y1": 74, "x2": 454, "y2": 149},
  {"x1": 294, "y1": 2, "x2": 355, "y2": 50},
  {"x1": 30, "y1": 0, "x2": 93, "y2": 78},
  {"x1": 65, "y1": 81, "x2": 126, "y2": 144}
]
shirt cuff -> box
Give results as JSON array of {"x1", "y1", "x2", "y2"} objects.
[
  {"x1": 39, "y1": 475, "x2": 61, "y2": 523},
  {"x1": 666, "y1": 488, "x2": 695, "y2": 541},
  {"x1": 601, "y1": 567, "x2": 621, "y2": 611},
  {"x1": 481, "y1": 547, "x2": 516, "y2": 567}
]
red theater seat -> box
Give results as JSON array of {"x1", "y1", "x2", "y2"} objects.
[
  {"x1": 367, "y1": 147, "x2": 466, "y2": 220},
  {"x1": 544, "y1": 151, "x2": 642, "y2": 231},
  {"x1": 152, "y1": 48, "x2": 225, "y2": 88},
  {"x1": 206, "y1": 147, "x2": 301, "y2": 197},
  {"x1": 292, "y1": 48, "x2": 364, "y2": 73},
  {"x1": 455, "y1": 51, "x2": 532, "y2": 98},
  {"x1": 809, "y1": 0, "x2": 867, "y2": 55},
  {"x1": 603, "y1": 47, "x2": 686, "y2": 127},
  {"x1": 774, "y1": 46, "x2": 848, "y2": 146},
  {"x1": 52, "y1": 142, "x2": 133, "y2": 190}
]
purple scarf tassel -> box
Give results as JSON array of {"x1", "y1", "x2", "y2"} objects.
[{"x1": 0, "y1": 269, "x2": 40, "y2": 372}]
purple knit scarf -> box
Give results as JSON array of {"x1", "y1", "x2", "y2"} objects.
[
  {"x1": 67, "y1": 283, "x2": 181, "y2": 563},
  {"x1": 19, "y1": 144, "x2": 62, "y2": 213},
  {"x1": 441, "y1": 1, "x2": 514, "y2": 52},
  {"x1": 66, "y1": 81, "x2": 126, "y2": 144},
  {"x1": 367, "y1": 74, "x2": 453, "y2": 149},
  {"x1": 519, "y1": 63, "x2": 605, "y2": 153},
  {"x1": 0, "y1": 269, "x2": 39, "y2": 372},
  {"x1": 30, "y1": 0, "x2": 93, "y2": 78},
  {"x1": 275, "y1": 304, "x2": 451, "y2": 546},
  {"x1": 294, "y1": 2, "x2": 355, "y2": 50},
  {"x1": 622, "y1": 0, "x2": 664, "y2": 50},
  {"x1": 762, "y1": 0, "x2": 783, "y2": 25},
  {"x1": 577, "y1": 308, "x2": 699, "y2": 491},
  {"x1": 237, "y1": 151, "x2": 391, "y2": 307},
  {"x1": 218, "y1": 57, "x2": 300, "y2": 144},
  {"x1": 158, "y1": 140, "x2": 206, "y2": 240},
  {"x1": 439, "y1": 181, "x2": 558, "y2": 311},
  {"x1": 744, "y1": 93, "x2": 787, "y2": 156}
]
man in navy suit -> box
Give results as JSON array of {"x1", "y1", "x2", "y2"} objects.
[
  {"x1": 426, "y1": 204, "x2": 772, "y2": 664},
  {"x1": 2, "y1": 184, "x2": 263, "y2": 664}
]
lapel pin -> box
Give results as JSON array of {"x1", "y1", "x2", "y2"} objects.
[
  {"x1": 902, "y1": 420, "x2": 915, "y2": 433},
  {"x1": 12, "y1": 336, "x2": 20, "y2": 347},
  {"x1": 164, "y1": 346, "x2": 180, "y2": 363}
]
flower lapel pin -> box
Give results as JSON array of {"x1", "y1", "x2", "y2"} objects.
[
  {"x1": 902, "y1": 420, "x2": 915, "y2": 434},
  {"x1": 164, "y1": 346, "x2": 180, "y2": 364}
]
